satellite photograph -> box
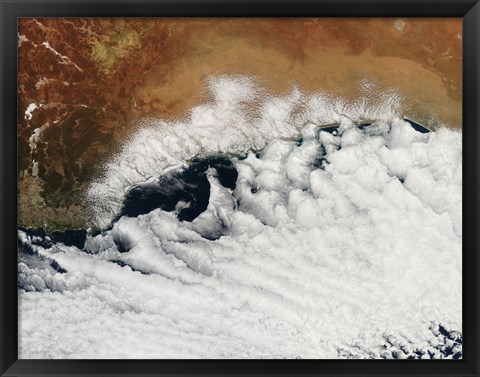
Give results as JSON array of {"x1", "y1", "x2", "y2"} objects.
[{"x1": 17, "y1": 18, "x2": 462, "y2": 359}]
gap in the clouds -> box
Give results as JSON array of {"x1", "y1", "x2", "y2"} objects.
[
  {"x1": 18, "y1": 227, "x2": 87, "y2": 249},
  {"x1": 116, "y1": 156, "x2": 238, "y2": 225},
  {"x1": 404, "y1": 118, "x2": 431, "y2": 134},
  {"x1": 50, "y1": 260, "x2": 67, "y2": 274},
  {"x1": 17, "y1": 229, "x2": 70, "y2": 282},
  {"x1": 110, "y1": 259, "x2": 150, "y2": 275},
  {"x1": 319, "y1": 126, "x2": 341, "y2": 134}
]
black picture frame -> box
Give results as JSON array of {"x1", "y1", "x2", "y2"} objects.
[{"x1": 1, "y1": 0, "x2": 479, "y2": 376}]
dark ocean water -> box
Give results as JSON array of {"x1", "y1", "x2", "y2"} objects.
[{"x1": 118, "y1": 156, "x2": 238, "y2": 223}]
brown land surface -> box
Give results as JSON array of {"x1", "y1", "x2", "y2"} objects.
[{"x1": 17, "y1": 18, "x2": 462, "y2": 230}]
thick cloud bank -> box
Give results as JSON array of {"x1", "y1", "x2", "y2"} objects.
[{"x1": 18, "y1": 115, "x2": 462, "y2": 359}]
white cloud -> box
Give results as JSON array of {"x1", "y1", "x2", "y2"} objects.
[{"x1": 19, "y1": 114, "x2": 462, "y2": 359}]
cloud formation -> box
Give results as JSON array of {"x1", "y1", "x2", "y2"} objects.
[
  {"x1": 19, "y1": 114, "x2": 462, "y2": 359},
  {"x1": 86, "y1": 75, "x2": 404, "y2": 228}
]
